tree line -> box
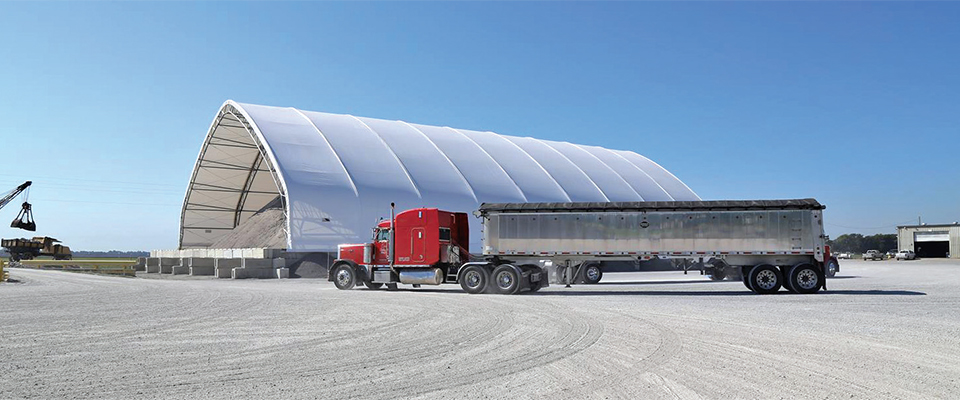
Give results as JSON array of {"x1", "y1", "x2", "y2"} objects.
[{"x1": 827, "y1": 233, "x2": 898, "y2": 254}]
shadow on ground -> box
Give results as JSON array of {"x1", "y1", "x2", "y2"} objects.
[{"x1": 361, "y1": 287, "x2": 926, "y2": 297}]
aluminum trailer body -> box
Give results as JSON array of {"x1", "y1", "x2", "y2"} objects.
[{"x1": 474, "y1": 199, "x2": 829, "y2": 294}]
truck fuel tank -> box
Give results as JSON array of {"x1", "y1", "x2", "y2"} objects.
[{"x1": 398, "y1": 268, "x2": 443, "y2": 285}]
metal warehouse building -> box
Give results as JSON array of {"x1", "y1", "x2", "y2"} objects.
[
  {"x1": 897, "y1": 223, "x2": 960, "y2": 259},
  {"x1": 150, "y1": 100, "x2": 699, "y2": 277}
]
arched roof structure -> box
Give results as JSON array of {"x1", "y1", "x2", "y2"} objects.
[{"x1": 180, "y1": 101, "x2": 700, "y2": 251}]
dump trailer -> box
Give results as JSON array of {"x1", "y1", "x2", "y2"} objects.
[
  {"x1": 330, "y1": 199, "x2": 831, "y2": 295},
  {"x1": 2, "y1": 236, "x2": 72, "y2": 261}
]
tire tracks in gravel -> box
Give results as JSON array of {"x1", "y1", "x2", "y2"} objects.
[
  {"x1": 156, "y1": 290, "x2": 519, "y2": 394},
  {"x1": 692, "y1": 336, "x2": 907, "y2": 399},
  {"x1": 531, "y1": 306, "x2": 684, "y2": 399},
  {"x1": 637, "y1": 311, "x2": 930, "y2": 399},
  {"x1": 350, "y1": 294, "x2": 607, "y2": 399},
  {"x1": 11, "y1": 278, "x2": 237, "y2": 351}
]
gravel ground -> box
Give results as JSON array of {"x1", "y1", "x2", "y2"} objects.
[{"x1": 1, "y1": 259, "x2": 958, "y2": 399}]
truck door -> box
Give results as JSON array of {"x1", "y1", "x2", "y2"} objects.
[
  {"x1": 375, "y1": 228, "x2": 390, "y2": 264},
  {"x1": 411, "y1": 228, "x2": 425, "y2": 263}
]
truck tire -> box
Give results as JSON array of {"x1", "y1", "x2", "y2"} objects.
[
  {"x1": 332, "y1": 263, "x2": 356, "y2": 290},
  {"x1": 741, "y1": 266, "x2": 753, "y2": 291},
  {"x1": 581, "y1": 263, "x2": 602, "y2": 284},
  {"x1": 459, "y1": 265, "x2": 489, "y2": 294},
  {"x1": 363, "y1": 281, "x2": 384, "y2": 290},
  {"x1": 492, "y1": 264, "x2": 521, "y2": 295},
  {"x1": 826, "y1": 258, "x2": 838, "y2": 278},
  {"x1": 747, "y1": 264, "x2": 782, "y2": 294},
  {"x1": 787, "y1": 263, "x2": 821, "y2": 294}
]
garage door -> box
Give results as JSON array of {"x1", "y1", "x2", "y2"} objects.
[
  {"x1": 915, "y1": 232, "x2": 950, "y2": 242},
  {"x1": 915, "y1": 232, "x2": 950, "y2": 258}
]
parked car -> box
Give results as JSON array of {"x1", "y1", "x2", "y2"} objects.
[
  {"x1": 895, "y1": 250, "x2": 916, "y2": 260},
  {"x1": 862, "y1": 250, "x2": 884, "y2": 261},
  {"x1": 836, "y1": 253, "x2": 852, "y2": 259}
]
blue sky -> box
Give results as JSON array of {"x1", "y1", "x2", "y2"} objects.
[{"x1": 1, "y1": 2, "x2": 957, "y2": 250}]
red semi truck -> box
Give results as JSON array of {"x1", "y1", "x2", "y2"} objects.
[
  {"x1": 332, "y1": 206, "x2": 483, "y2": 291},
  {"x1": 330, "y1": 200, "x2": 835, "y2": 295}
]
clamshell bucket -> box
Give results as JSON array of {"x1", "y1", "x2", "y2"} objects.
[{"x1": 11, "y1": 202, "x2": 36, "y2": 231}]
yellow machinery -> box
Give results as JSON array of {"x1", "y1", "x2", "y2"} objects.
[{"x1": 1, "y1": 237, "x2": 72, "y2": 262}]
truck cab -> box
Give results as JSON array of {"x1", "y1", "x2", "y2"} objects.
[{"x1": 331, "y1": 207, "x2": 470, "y2": 289}]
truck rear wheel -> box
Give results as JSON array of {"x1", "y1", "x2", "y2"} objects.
[
  {"x1": 748, "y1": 264, "x2": 782, "y2": 294},
  {"x1": 787, "y1": 263, "x2": 821, "y2": 294},
  {"x1": 459, "y1": 265, "x2": 489, "y2": 294},
  {"x1": 333, "y1": 264, "x2": 356, "y2": 290},
  {"x1": 492, "y1": 265, "x2": 521, "y2": 295}
]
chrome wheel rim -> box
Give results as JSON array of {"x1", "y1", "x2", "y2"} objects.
[
  {"x1": 336, "y1": 269, "x2": 352, "y2": 287},
  {"x1": 755, "y1": 269, "x2": 778, "y2": 290},
  {"x1": 829, "y1": 262, "x2": 837, "y2": 275},
  {"x1": 496, "y1": 271, "x2": 514, "y2": 289},
  {"x1": 585, "y1": 266, "x2": 600, "y2": 282},
  {"x1": 464, "y1": 270, "x2": 482, "y2": 289},
  {"x1": 797, "y1": 269, "x2": 818, "y2": 290}
]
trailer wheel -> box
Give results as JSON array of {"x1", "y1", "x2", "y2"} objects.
[
  {"x1": 332, "y1": 264, "x2": 356, "y2": 290},
  {"x1": 788, "y1": 263, "x2": 820, "y2": 294},
  {"x1": 459, "y1": 265, "x2": 489, "y2": 294},
  {"x1": 580, "y1": 263, "x2": 602, "y2": 284},
  {"x1": 748, "y1": 264, "x2": 782, "y2": 294},
  {"x1": 492, "y1": 265, "x2": 521, "y2": 295},
  {"x1": 363, "y1": 281, "x2": 383, "y2": 290}
]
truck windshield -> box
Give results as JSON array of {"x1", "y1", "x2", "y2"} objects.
[{"x1": 376, "y1": 229, "x2": 390, "y2": 242}]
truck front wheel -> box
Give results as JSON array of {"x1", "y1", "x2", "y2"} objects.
[
  {"x1": 826, "y1": 258, "x2": 838, "y2": 278},
  {"x1": 333, "y1": 264, "x2": 356, "y2": 290},
  {"x1": 459, "y1": 265, "x2": 489, "y2": 294}
]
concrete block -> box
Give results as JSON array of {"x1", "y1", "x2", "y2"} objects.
[
  {"x1": 159, "y1": 258, "x2": 179, "y2": 274},
  {"x1": 215, "y1": 258, "x2": 242, "y2": 278},
  {"x1": 241, "y1": 258, "x2": 273, "y2": 269},
  {"x1": 189, "y1": 265, "x2": 215, "y2": 276},
  {"x1": 134, "y1": 257, "x2": 147, "y2": 272},
  {"x1": 231, "y1": 267, "x2": 276, "y2": 279},
  {"x1": 186, "y1": 257, "x2": 215, "y2": 267},
  {"x1": 145, "y1": 258, "x2": 161, "y2": 273},
  {"x1": 171, "y1": 265, "x2": 190, "y2": 275},
  {"x1": 276, "y1": 267, "x2": 289, "y2": 279}
]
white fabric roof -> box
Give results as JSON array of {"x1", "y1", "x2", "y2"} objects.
[{"x1": 180, "y1": 101, "x2": 700, "y2": 251}]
